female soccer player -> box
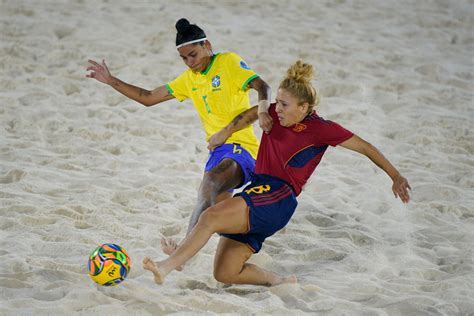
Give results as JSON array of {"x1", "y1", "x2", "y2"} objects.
[
  {"x1": 86, "y1": 19, "x2": 272, "y2": 252},
  {"x1": 143, "y1": 60, "x2": 411, "y2": 286}
]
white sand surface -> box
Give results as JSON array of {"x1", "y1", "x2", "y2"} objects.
[{"x1": 1, "y1": 0, "x2": 473, "y2": 315}]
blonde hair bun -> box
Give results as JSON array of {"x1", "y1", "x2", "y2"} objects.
[
  {"x1": 286, "y1": 60, "x2": 314, "y2": 84},
  {"x1": 279, "y1": 60, "x2": 319, "y2": 109}
]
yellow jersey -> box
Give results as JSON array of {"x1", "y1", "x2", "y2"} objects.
[{"x1": 166, "y1": 52, "x2": 259, "y2": 158}]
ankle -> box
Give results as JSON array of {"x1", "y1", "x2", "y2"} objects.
[{"x1": 160, "y1": 259, "x2": 178, "y2": 275}]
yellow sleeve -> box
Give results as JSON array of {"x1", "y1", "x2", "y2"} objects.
[
  {"x1": 166, "y1": 71, "x2": 190, "y2": 102},
  {"x1": 224, "y1": 52, "x2": 260, "y2": 91}
]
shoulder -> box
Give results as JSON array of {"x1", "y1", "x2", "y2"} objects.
[
  {"x1": 219, "y1": 52, "x2": 255, "y2": 74},
  {"x1": 306, "y1": 113, "x2": 352, "y2": 138},
  {"x1": 221, "y1": 52, "x2": 251, "y2": 64},
  {"x1": 300, "y1": 113, "x2": 338, "y2": 134},
  {"x1": 305, "y1": 112, "x2": 332, "y2": 126},
  {"x1": 220, "y1": 51, "x2": 240, "y2": 58},
  {"x1": 171, "y1": 68, "x2": 194, "y2": 82},
  {"x1": 218, "y1": 52, "x2": 241, "y2": 63},
  {"x1": 169, "y1": 69, "x2": 188, "y2": 81}
]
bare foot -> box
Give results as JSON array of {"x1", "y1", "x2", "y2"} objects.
[
  {"x1": 272, "y1": 275, "x2": 297, "y2": 286},
  {"x1": 143, "y1": 257, "x2": 166, "y2": 284},
  {"x1": 161, "y1": 238, "x2": 184, "y2": 272}
]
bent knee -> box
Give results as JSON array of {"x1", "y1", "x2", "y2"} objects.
[
  {"x1": 213, "y1": 266, "x2": 237, "y2": 284},
  {"x1": 196, "y1": 207, "x2": 220, "y2": 230},
  {"x1": 204, "y1": 162, "x2": 242, "y2": 190},
  {"x1": 202, "y1": 174, "x2": 231, "y2": 194}
]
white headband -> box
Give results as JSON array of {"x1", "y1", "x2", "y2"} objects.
[{"x1": 176, "y1": 37, "x2": 207, "y2": 48}]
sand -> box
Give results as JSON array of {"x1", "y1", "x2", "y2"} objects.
[{"x1": 1, "y1": 0, "x2": 473, "y2": 315}]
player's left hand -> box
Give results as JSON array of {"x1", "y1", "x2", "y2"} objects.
[
  {"x1": 392, "y1": 175, "x2": 411, "y2": 203},
  {"x1": 258, "y1": 112, "x2": 273, "y2": 134},
  {"x1": 207, "y1": 129, "x2": 230, "y2": 151}
]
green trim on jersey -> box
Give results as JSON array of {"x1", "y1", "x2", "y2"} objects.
[
  {"x1": 241, "y1": 74, "x2": 259, "y2": 90},
  {"x1": 165, "y1": 84, "x2": 174, "y2": 94},
  {"x1": 201, "y1": 53, "x2": 220, "y2": 75}
]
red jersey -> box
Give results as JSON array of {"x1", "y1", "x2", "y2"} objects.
[{"x1": 255, "y1": 104, "x2": 354, "y2": 196}]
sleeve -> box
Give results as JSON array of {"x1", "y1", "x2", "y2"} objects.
[
  {"x1": 225, "y1": 52, "x2": 260, "y2": 91},
  {"x1": 268, "y1": 103, "x2": 278, "y2": 119},
  {"x1": 166, "y1": 71, "x2": 190, "y2": 102},
  {"x1": 321, "y1": 120, "x2": 354, "y2": 147}
]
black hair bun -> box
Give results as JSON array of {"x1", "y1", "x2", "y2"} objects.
[
  {"x1": 176, "y1": 18, "x2": 190, "y2": 34},
  {"x1": 175, "y1": 18, "x2": 206, "y2": 47}
]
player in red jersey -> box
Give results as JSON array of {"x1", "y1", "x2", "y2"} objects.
[{"x1": 143, "y1": 60, "x2": 411, "y2": 286}]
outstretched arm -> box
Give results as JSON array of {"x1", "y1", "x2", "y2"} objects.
[
  {"x1": 207, "y1": 106, "x2": 258, "y2": 151},
  {"x1": 339, "y1": 135, "x2": 411, "y2": 203},
  {"x1": 248, "y1": 77, "x2": 273, "y2": 134},
  {"x1": 86, "y1": 59, "x2": 174, "y2": 106}
]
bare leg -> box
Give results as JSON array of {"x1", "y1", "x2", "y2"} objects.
[
  {"x1": 186, "y1": 158, "x2": 243, "y2": 236},
  {"x1": 161, "y1": 190, "x2": 232, "y2": 272},
  {"x1": 213, "y1": 237, "x2": 297, "y2": 286},
  {"x1": 161, "y1": 191, "x2": 232, "y2": 256},
  {"x1": 161, "y1": 158, "x2": 244, "y2": 251},
  {"x1": 144, "y1": 197, "x2": 249, "y2": 284},
  {"x1": 160, "y1": 159, "x2": 242, "y2": 269}
]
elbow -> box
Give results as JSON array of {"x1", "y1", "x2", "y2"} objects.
[
  {"x1": 138, "y1": 99, "x2": 152, "y2": 107},
  {"x1": 140, "y1": 92, "x2": 158, "y2": 107},
  {"x1": 141, "y1": 100, "x2": 153, "y2": 107},
  {"x1": 138, "y1": 100, "x2": 149, "y2": 107}
]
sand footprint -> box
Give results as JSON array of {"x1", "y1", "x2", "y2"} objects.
[
  {"x1": 304, "y1": 213, "x2": 336, "y2": 227},
  {"x1": 18, "y1": 92, "x2": 50, "y2": 106},
  {"x1": 32, "y1": 288, "x2": 67, "y2": 302},
  {"x1": 179, "y1": 279, "x2": 215, "y2": 291},
  {"x1": 63, "y1": 82, "x2": 80, "y2": 95},
  {"x1": 322, "y1": 83, "x2": 362, "y2": 98},
  {"x1": 414, "y1": 64, "x2": 448, "y2": 82},
  {"x1": 0, "y1": 277, "x2": 32, "y2": 289},
  {"x1": 0, "y1": 169, "x2": 26, "y2": 184},
  {"x1": 53, "y1": 26, "x2": 74, "y2": 40},
  {"x1": 160, "y1": 223, "x2": 181, "y2": 237}
]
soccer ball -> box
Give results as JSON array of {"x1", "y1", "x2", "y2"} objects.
[{"x1": 88, "y1": 243, "x2": 131, "y2": 286}]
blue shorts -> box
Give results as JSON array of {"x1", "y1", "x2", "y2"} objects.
[
  {"x1": 205, "y1": 143, "x2": 256, "y2": 190},
  {"x1": 221, "y1": 174, "x2": 298, "y2": 253}
]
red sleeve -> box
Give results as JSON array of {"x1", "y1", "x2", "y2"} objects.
[
  {"x1": 321, "y1": 120, "x2": 354, "y2": 147},
  {"x1": 268, "y1": 103, "x2": 277, "y2": 117}
]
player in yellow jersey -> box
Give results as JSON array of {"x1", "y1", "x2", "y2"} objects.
[{"x1": 86, "y1": 18, "x2": 272, "y2": 263}]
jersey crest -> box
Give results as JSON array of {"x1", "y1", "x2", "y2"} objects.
[
  {"x1": 293, "y1": 123, "x2": 307, "y2": 132},
  {"x1": 211, "y1": 75, "x2": 221, "y2": 88}
]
